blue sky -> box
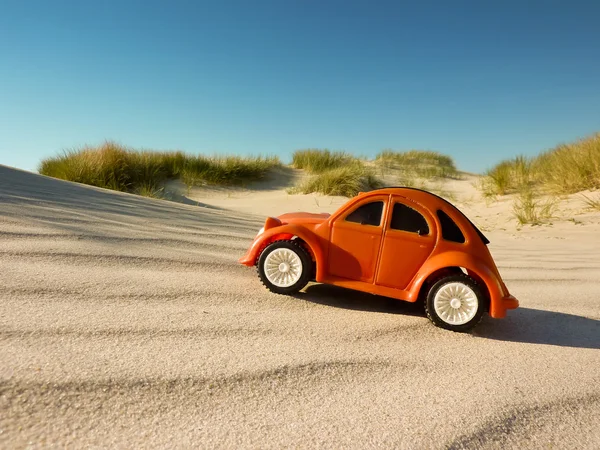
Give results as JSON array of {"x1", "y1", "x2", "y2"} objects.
[{"x1": 1, "y1": 0, "x2": 599, "y2": 174}]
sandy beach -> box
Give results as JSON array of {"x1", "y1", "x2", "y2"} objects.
[{"x1": 1, "y1": 164, "x2": 599, "y2": 448}]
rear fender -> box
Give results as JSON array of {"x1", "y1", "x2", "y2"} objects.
[{"x1": 409, "y1": 252, "x2": 502, "y2": 310}]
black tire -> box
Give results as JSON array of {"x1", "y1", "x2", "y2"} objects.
[
  {"x1": 257, "y1": 240, "x2": 312, "y2": 295},
  {"x1": 424, "y1": 273, "x2": 485, "y2": 332}
]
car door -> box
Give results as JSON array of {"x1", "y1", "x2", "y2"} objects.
[
  {"x1": 327, "y1": 196, "x2": 388, "y2": 283},
  {"x1": 375, "y1": 197, "x2": 435, "y2": 290}
]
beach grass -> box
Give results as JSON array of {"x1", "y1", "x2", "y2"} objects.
[
  {"x1": 38, "y1": 142, "x2": 281, "y2": 193},
  {"x1": 480, "y1": 133, "x2": 600, "y2": 197},
  {"x1": 581, "y1": 193, "x2": 600, "y2": 211},
  {"x1": 479, "y1": 155, "x2": 533, "y2": 197},
  {"x1": 291, "y1": 149, "x2": 354, "y2": 173},
  {"x1": 512, "y1": 188, "x2": 556, "y2": 225},
  {"x1": 375, "y1": 150, "x2": 459, "y2": 179},
  {"x1": 533, "y1": 133, "x2": 600, "y2": 194},
  {"x1": 291, "y1": 161, "x2": 383, "y2": 197}
]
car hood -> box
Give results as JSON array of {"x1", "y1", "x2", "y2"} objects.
[{"x1": 277, "y1": 212, "x2": 331, "y2": 225}]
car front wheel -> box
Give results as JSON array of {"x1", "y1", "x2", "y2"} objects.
[
  {"x1": 257, "y1": 240, "x2": 312, "y2": 295},
  {"x1": 425, "y1": 274, "x2": 485, "y2": 332}
]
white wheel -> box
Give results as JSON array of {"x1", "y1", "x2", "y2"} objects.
[
  {"x1": 433, "y1": 282, "x2": 478, "y2": 325},
  {"x1": 257, "y1": 241, "x2": 311, "y2": 294},
  {"x1": 425, "y1": 274, "x2": 485, "y2": 331},
  {"x1": 263, "y1": 247, "x2": 303, "y2": 288}
]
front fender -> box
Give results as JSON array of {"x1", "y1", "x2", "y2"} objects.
[
  {"x1": 409, "y1": 252, "x2": 506, "y2": 317},
  {"x1": 238, "y1": 224, "x2": 324, "y2": 273}
]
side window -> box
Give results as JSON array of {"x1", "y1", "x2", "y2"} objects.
[
  {"x1": 345, "y1": 201, "x2": 384, "y2": 226},
  {"x1": 390, "y1": 203, "x2": 429, "y2": 235},
  {"x1": 437, "y1": 210, "x2": 466, "y2": 243}
]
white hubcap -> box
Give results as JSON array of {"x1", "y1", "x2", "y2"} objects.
[
  {"x1": 264, "y1": 248, "x2": 303, "y2": 288},
  {"x1": 434, "y1": 282, "x2": 478, "y2": 325}
]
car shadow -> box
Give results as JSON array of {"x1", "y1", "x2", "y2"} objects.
[
  {"x1": 293, "y1": 283, "x2": 424, "y2": 317},
  {"x1": 473, "y1": 308, "x2": 600, "y2": 350},
  {"x1": 296, "y1": 284, "x2": 599, "y2": 350}
]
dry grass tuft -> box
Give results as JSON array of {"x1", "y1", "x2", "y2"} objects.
[
  {"x1": 512, "y1": 188, "x2": 557, "y2": 225},
  {"x1": 580, "y1": 193, "x2": 600, "y2": 211},
  {"x1": 479, "y1": 155, "x2": 533, "y2": 197}
]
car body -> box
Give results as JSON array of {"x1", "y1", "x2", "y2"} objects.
[{"x1": 239, "y1": 187, "x2": 518, "y2": 331}]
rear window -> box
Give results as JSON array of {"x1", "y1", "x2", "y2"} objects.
[
  {"x1": 437, "y1": 210, "x2": 465, "y2": 243},
  {"x1": 391, "y1": 203, "x2": 429, "y2": 235}
]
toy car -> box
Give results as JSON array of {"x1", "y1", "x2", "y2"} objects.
[{"x1": 239, "y1": 187, "x2": 518, "y2": 331}]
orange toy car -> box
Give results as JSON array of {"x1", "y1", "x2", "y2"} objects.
[{"x1": 239, "y1": 187, "x2": 518, "y2": 331}]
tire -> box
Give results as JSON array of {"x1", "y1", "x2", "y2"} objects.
[
  {"x1": 257, "y1": 240, "x2": 312, "y2": 295},
  {"x1": 424, "y1": 274, "x2": 485, "y2": 332}
]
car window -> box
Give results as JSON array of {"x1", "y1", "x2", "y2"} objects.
[
  {"x1": 390, "y1": 203, "x2": 429, "y2": 235},
  {"x1": 437, "y1": 210, "x2": 466, "y2": 243},
  {"x1": 345, "y1": 201, "x2": 384, "y2": 226}
]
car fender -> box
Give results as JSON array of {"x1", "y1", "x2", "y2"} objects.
[
  {"x1": 241, "y1": 224, "x2": 324, "y2": 273},
  {"x1": 408, "y1": 251, "x2": 504, "y2": 308}
]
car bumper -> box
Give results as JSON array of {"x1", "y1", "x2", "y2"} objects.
[
  {"x1": 503, "y1": 294, "x2": 519, "y2": 310},
  {"x1": 490, "y1": 293, "x2": 519, "y2": 318},
  {"x1": 239, "y1": 251, "x2": 254, "y2": 266}
]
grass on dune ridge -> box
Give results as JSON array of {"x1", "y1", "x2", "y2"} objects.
[
  {"x1": 40, "y1": 145, "x2": 459, "y2": 199},
  {"x1": 290, "y1": 148, "x2": 461, "y2": 197},
  {"x1": 38, "y1": 142, "x2": 281, "y2": 196},
  {"x1": 375, "y1": 149, "x2": 460, "y2": 179},
  {"x1": 481, "y1": 133, "x2": 600, "y2": 197},
  {"x1": 290, "y1": 149, "x2": 383, "y2": 196},
  {"x1": 479, "y1": 133, "x2": 600, "y2": 225},
  {"x1": 291, "y1": 149, "x2": 354, "y2": 173},
  {"x1": 39, "y1": 135, "x2": 600, "y2": 211},
  {"x1": 290, "y1": 161, "x2": 384, "y2": 197}
]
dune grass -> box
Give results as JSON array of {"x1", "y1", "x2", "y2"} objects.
[
  {"x1": 481, "y1": 133, "x2": 600, "y2": 198},
  {"x1": 533, "y1": 133, "x2": 600, "y2": 194},
  {"x1": 179, "y1": 154, "x2": 281, "y2": 187},
  {"x1": 289, "y1": 149, "x2": 384, "y2": 196},
  {"x1": 291, "y1": 161, "x2": 383, "y2": 197},
  {"x1": 581, "y1": 193, "x2": 600, "y2": 211},
  {"x1": 292, "y1": 149, "x2": 354, "y2": 173},
  {"x1": 38, "y1": 142, "x2": 281, "y2": 196},
  {"x1": 134, "y1": 181, "x2": 165, "y2": 199},
  {"x1": 512, "y1": 188, "x2": 557, "y2": 225},
  {"x1": 479, "y1": 133, "x2": 600, "y2": 224},
  {"x1": 479, "y1": 155, "x2": 533, "y2": 197},
  {"x1": 375, "y1": 150, "x2": 459, "y2": 179}
]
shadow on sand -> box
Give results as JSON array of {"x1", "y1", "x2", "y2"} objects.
[
  {"x1": 296, "y1": 283, "x2": 599, "y2": 350},
  {"x1": 473, "y1": 307, "x2": 600, "y2": 350}
]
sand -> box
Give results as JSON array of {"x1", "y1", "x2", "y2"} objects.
[{"x1": 1, "y1": 164, "x2": 599, "y2": 449}]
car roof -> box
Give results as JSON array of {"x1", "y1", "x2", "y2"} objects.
[{"x1": 362, "y1": 187, "x2": 490, "y2": 245}]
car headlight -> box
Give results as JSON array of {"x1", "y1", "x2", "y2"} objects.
[{"x1": 256, "y1": 226, "x2": 264, "y2": 237}]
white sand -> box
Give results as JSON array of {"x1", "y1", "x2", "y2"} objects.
[{"x1": 1, "y1": 165, "x2": 599, "y2": 449}]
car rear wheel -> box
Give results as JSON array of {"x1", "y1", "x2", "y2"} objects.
[
  {"x1": 425, "y1": 274, "x2": 485, "y2": 332},
  {"x1": 257, "y1": 240, "x2": 312, "y2": 294}
]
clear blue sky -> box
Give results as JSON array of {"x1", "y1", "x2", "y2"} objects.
[{"x1": 1, "y1": 0, "x2": 599, "y2": 174}]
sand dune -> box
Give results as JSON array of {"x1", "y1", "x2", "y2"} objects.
[{"x1": 1, "y1": 165, "x2": 599, "y2": 449}]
